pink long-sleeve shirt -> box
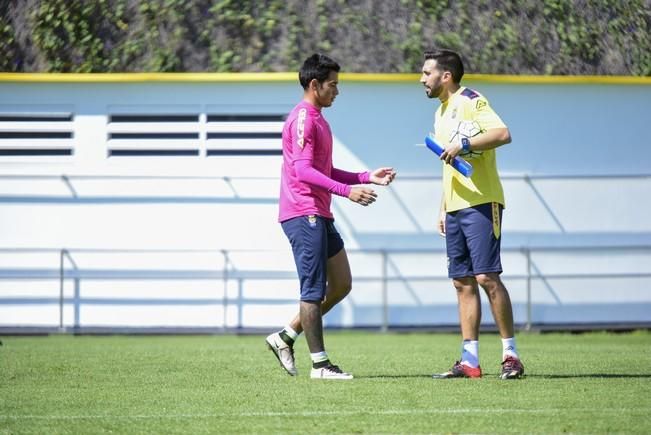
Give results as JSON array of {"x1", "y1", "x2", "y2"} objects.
[{"x1": 278, "y1": 100, "x2": 369, "y2": 222}]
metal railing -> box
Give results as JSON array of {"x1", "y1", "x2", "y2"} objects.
[
  {"x1": 1, "y1": 245, "x2": 650, "y2": 332},
  {"x1": 1, "y1": 172, "x2": 650, "y2": 331}
]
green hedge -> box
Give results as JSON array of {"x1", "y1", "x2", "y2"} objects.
[{"x1": 1, "y1": 0, "x2": 649, "y2": 75}]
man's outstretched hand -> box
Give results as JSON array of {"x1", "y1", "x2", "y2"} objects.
[
  {"x1": 369, "y1": 167, "x2": 397, "y2": 186},
  {"x1": 348, "y1": 187, "x2": 377, "y2": 206}
]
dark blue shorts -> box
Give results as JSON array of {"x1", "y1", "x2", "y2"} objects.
[
  {"x1": 445, "y1": 202, "x2": 503, "y2": 279},
  {"x1": 281, "y1": 215, "x2": 345, "y2": 302}
]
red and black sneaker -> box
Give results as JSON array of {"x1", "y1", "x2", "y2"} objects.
[
  {"x1": 500, "y1": 356, "x2": 525, "y2": 379},
  {"x1": 432, "y1": 361, "x2": 482, "y2": 379}
]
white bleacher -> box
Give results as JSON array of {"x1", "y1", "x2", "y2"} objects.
[{"x1": 0, "y1": 76, "x2": 650, "y2": 331}]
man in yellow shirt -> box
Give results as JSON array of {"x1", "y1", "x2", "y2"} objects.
[{"x1": 420, "y1": 49, "x2": 524, "y2": 379}]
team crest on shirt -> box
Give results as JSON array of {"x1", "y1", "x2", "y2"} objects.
[{"x1": 297, "y1": 108, "x2": 307, "y2": 148}]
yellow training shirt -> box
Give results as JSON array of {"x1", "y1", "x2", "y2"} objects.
[{"x1": 433, "y1": 86, "x2": 507, "y2": 212}]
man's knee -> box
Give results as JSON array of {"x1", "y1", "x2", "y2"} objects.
[
  {"x1": 453, "y1": 277, "x2": 477, "y2": 294},
  {"x1": 330, "y1": 279, "x2": 352, "y2": 299},
  {"x1": 323, "y1": 276, "x2": 352, "y2": 307},
  {"x1": 476, "y1": 273, "x2": 504, "y2": 296}
]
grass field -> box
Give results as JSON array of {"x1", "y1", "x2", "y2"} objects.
[{"x1": 1, "y1": 331, "x2": 650, "y2": 434}]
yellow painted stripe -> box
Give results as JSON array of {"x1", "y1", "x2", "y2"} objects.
[
  {"x1": 340, "y1": 73, "x2": 420, "y2": 82},
  {"x1": 0, "y1": 72, "x2": 297, "y2": 83},
  {"x1": 348, "y1": 73, "x2": 651, "y2": 85},
  {"x1": 464, "y1": 74, "x2": 651, "y2": 85},
  {"x1": 0, "y1": 72, "x2": 648, "y2": 85}
]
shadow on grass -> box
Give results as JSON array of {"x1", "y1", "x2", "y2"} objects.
[
  {"x1": 357, "y1": 374, "x2": 434, "y2": 379},
  {"x1": 529, "y1": 373, "x2": 651, "y2": 379},
  {"x1": 358, "y1": 373, "x2": 651, "y2": 379}
]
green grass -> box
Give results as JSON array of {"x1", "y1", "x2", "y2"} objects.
[{"x1": 1, "y1": 331, "x2": 650, "y2": 434}]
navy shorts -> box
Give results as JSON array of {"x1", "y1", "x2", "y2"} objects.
[
  {"x1": 281, "y1": 215, "x2": 345, "y2": 302},
  {"x1": 445, "y1": 202, "x2": 503, "y2": 279}
]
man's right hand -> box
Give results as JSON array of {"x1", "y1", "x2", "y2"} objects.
[
  {"x1": 438, "y1": 210, "x2": 446, "y2": 237},
  {"x1": 348, "y1": 187, "x2": 377, "y2": 206}
]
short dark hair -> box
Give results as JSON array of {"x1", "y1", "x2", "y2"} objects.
[
  {"x1": 298, "y1": 53, "x2": 340, "y2": 90},
  {"x1": 423, "y1": 49, "x2": 464, "y2": 83}
]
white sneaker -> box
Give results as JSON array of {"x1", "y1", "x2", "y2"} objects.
[
  {"x1": 310, "y1": 364, "x2": 353, "y2": 380},
  {"x1": 265, "y1": 332, "x2": 297, "y2": 376}
]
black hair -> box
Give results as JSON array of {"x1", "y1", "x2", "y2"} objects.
[
  {"x1": 298, "y1": 53, "x2": 340, "y2": 90},
  {"x1": 423, "y1": 49, "x2": 464, "y2": 83}
]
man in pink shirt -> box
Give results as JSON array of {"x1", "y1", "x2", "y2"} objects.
[{"x1": 266, "y1": 53, "x2": 396, "y2": 380}]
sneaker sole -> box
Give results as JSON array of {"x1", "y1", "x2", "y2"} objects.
[
  {"x1": 432, "y1": 374, "x2": 482, "y2": 379},
  {"x1": 310, "y1": 375, "x2": 354, "y2": 380},
  {"x1": 265, "y1": 341, "x2": 296, "y2": 376},
  {"x1": 310, "y1": 377, "x2": 354, "y2": 380},
  {"x1": 500, "y1": 371, "x2": 525, "y2": 380}
]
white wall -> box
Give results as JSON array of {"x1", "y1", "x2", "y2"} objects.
[{"x1": 0, "y1": 76, "x2": 650, "y2": 330}]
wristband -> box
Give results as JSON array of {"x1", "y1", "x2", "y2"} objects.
[{"x1": 461, "y1": 137, "x2": 471, "y2": 153}]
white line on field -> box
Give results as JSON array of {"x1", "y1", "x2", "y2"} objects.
[{"x1": 0, "y1": 408, "x2": 643, "y2": 420}]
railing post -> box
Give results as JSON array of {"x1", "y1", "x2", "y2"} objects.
[
  {"x1": 74, "y1": 278, "x2": 80, "y2": 332},
  {"x1": 381, "y1": 250, "x2": 388, "y2": 333},
  {"x1": 222, "y1": 249, "x2": 229, "y2": 332},
  {"x1": 525, "y1": 247, "x2": 532, "y2": 331},
  {"x1": 59, "y1": 249, "x2": 65, "y2": 332},
  {"x1": 237, "y1": 278, "x2": 243, "y2": 330}
]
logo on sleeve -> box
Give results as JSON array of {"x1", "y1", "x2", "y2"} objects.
[
  {"x1": 476, "y1": 100, "x2": 487, "y2": 110},
  {"x1": 461, "y1": 88, "x2": 480, "y2": 99},
  {"x1": 297, "y1": 108, "x2": 307, "y2": 148}
]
